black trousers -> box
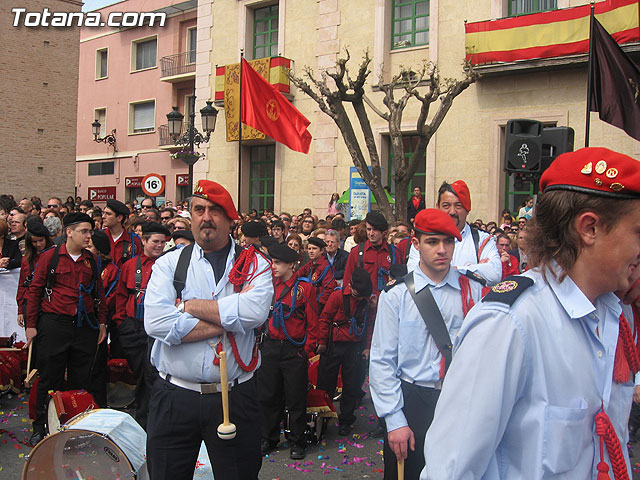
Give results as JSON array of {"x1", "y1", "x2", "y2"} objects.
[
  {"x1": 257, "y1": 337, "x2": 308, "y2": 447},
  {"x1": 383, "y1": 381, "x2": 440, "y2": 480},
  {"x1": 118, "y1": 316, "x2": 157, "y2": 429},
  {"x1": 317, "y1": 341, "x2": 363, "y2": 426},
  {"x1": 146, "y1": 375, "x2": 262, "y2": 480},
  {"x1": 34, "y1": 313, "x2": 100, "y2": 432}
]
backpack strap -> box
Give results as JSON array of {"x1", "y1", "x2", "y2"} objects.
[
  {"x1": 357, "y1": 242, "x2": 365, "y2": 268},
  {"x1": 135, "y1": 256, "x2": 142, "y2": 296},
  {"x1": 44, "y1": 244, "x2": 63, "y2": 301},
  {"x1": 469, "y1": 225, "x2": 480, "y2": 261},
  {"x1": 173, "y1": 243, "x2": 195, "y2": 300}
]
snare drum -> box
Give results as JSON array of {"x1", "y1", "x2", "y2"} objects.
[
  {"x1": 47, "y1": 390, "x2": 96, "y2": 434},
  {"x1": 23, "y1": 408, "x2": 149, "y2": 480}
]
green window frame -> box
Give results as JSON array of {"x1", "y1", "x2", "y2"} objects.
[
  {"x1": 504, "y1": 174, "x2": 535, "y2": 216},
  {"x1": 249, "y1": 145, "x2": 275, "y2": 213},
  {"x1": 253, "y1": 5, "x2": 278, "y2": 59},
  {"x1": 391, "y1": 0, "x2": 429, "y2": 50},
  {"x1": 508, "y1": 0, "x2": 556, "y2": 16},
  {"x1": 387, "y1": 135, "x2": 426, "y2": 197}
]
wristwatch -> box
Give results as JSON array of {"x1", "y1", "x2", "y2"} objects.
[{"x1": 177, "y1": 300, "x2": 185, "y2": 313}]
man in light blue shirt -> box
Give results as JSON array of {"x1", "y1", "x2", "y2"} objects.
[
  {"x1": 370, "y1": 208, "x2": 483, "y2": 480},
  {"x1": 144, "y1": 180, "x2": 273, "y2": 480},
  {"x1": 422, "y1": 147, "x2": 640, "y2": 479}
]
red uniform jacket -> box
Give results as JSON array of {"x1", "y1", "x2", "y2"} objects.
[
  {"x1": 501, "y1": 254, "x2": 520, "y2": 280},
  {"x1": 25, "y1": 244, "x2": 107, "y2": 328},
  {"x1": 100, "y1": 261, "x2": 120, "y2": 314},
  {"x1": 296, "y1": 255, "x2": 337, "y2": 310},
  {"x1": 16, "y1": 251, "x2": 42, "y2": 314},
  {"x1": 113, "y1": 253, "x2": 155, "y2": 325},
  {"x1": 343, "y1": 240, "x2": 398, "y2": 297},
  {"x1": 317, "y1": 289, "x2": 376, "y2": 349},
  {"x1": 268, "y1": 275, "x2": 319, "y2": 352},
  {"x1": 105, "y1": 228, "x2": 142, "y2": 269}
]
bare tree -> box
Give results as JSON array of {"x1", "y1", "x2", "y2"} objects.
[{"x1": 289, "y1": 49, "x2": 478, "y2": 222}]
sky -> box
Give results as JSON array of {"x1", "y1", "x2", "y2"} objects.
[{"x1": 82, "y1": 0, "x2": 122, "y2": 12}]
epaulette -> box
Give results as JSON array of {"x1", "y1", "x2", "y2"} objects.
[
  {"x1": 462, "y1": 270, "x2": 486, "y2": 286},
  {"x1": 482, "y1": 275, "x2": 534, "y2": 306},
  {"x1": 383, "y1": 275, "x2": 405, "y2": 292}
]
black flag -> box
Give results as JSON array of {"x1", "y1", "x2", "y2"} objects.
[{"x1": 589, "y1": 17, "x2": 640, "y2": 141}]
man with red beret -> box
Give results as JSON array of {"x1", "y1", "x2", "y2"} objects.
[
  {"x1": 422, "y1": 147, "x2": 640, "y2": 479},
  {"x1": 144, "y1": 180, "x2": 273, "y2": 480},
  {"x1": 413, "y1": 180, "x2": 502, "y2": 286},
  {"x1": 370, "y1": 208, "x2": 483, "y2": 480}
]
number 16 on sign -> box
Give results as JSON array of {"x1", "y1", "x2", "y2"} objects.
[{"x1": 142, "y1": 173, "x2": 165, "y2": 197}]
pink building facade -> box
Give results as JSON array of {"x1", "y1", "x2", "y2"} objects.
[{"x1": 76, "y1": 0, "x2": 198, "y2": 207}]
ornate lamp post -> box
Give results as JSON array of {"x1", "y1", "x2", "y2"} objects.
[
  {"x1": 91, "y1": 120, "x2": 117, "y2": 151},
  {"x1": 167, "y1": 94, "x2": 218, "y2": 194}
]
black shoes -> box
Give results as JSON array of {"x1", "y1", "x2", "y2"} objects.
[
  {"x1": 261, "y1": 439, "x2": 278, "y2": 456},
  {"x1": 338, "y1": 423, "x2": 351, "y2": 436},
  {"x1": 368, "y1": 424, "x2": 386, "y2": 438},
  {"x1": 290, "y1": 443, "x2": 306, "y2": 460},
  {"x1": 29, "y1": 431, "x2": 45, "y2": 447}
]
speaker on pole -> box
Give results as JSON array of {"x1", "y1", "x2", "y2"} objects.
[
  {"x1": 540, "y1": 126, "x2": 575, "y2": 173},
  {"x1": 505, "y1": 119, "x2": 543, "y2": 173}
]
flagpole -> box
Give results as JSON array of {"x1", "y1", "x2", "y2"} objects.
[
  {"x1": 238, "y1": 50, "x2": 244, "y2": 209},
  {"x1": 585, "y1": 2, "x2": 595, "y2": 148}
]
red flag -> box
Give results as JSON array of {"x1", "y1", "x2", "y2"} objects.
[{"x1": 240, "y1": 58, "x2": 312, "y2": 154}]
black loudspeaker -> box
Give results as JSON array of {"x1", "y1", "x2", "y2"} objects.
[
  {"x1": 540, "y1": 126, "x2": 575, "y2": 173},
  {"x1": 505, "y1": 119, "x2": 543, "y2": 173}
]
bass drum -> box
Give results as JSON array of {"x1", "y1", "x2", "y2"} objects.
[{"x1": 23, "y1": 409, "x2": 149, "y2": 480}]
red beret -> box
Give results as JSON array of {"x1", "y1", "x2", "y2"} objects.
[
  {"x1": 540, "y1": 147, "x2": 640, "y2": 198},
  {"x1": 414, "y1": 208, "x2": 462, "y2": 242},
  {"x1": 193, "y1": 180, "x2": 239, "y2": 220},
  {"x1": 451, "y1": 180, "x2": 471, "y2": 211}
]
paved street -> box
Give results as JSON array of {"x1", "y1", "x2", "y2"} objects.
[
  {"x1": 4, "y1": 387, "x2": 640, "y2": 479},
  {"x1": 0, "y1": 388, "x2": 385, "y2": 479}
]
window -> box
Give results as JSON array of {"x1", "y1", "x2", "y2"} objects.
[
  {"x1": 387, "y1": 135, "x2": 426, "y2": 196},
  {"x1": 508, "y1": 0, "x2": 556, "y2": 16},
  {"x1": 253, "y1": 5, "x2": 278, "y2": 59},
  {"x1": 187, "y1": 27, "x2": 197, "y2": 64},
  {"x1": 94, "y1": 108, "x2": 106, "y2": 137},
  {"x1": 88, "y1": 161, "x2": 114, "y2": 176},
  {"x1": 131, "y1": 101, "x2": 155, "y2": 134},
  {"x1": 132, "y1": 37, "x2": 157, "y2": 71},
  {"x1": 96, "y1": 48, "x2": 108, "y2": 79},
  {"x1": 249, "y1": 145, "x2": 275, "y2": 212},
  {"x1": 391, "y1": 0, "x2": 429, "y2": 49}
]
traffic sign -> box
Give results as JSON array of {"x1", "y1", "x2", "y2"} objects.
[{"x1": 142, "y1": 173, "x2": 165, "y2": 196}]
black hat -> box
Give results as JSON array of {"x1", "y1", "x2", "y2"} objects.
[
  {"x1": 241, "y1": 220, "x2": 268, "y2": 238},
  {"x1": 268, "y1": 243, "x2": 299, "y2": 263},
  {"x1": 307, "y1": 237, "x2": 326, "y2": 249},
  {"x1": 26, "y1": 220, "x2": 51, "y2": 238},
  {"x1": 91, "y1": 230, "x2": 111, "y2": 255},
  {"x1": 365, "y1": 211, "x2": 388, "y2": 232},
  {"x1": 350, "y1": 267, "x2": 373, "y2": 298},
  {"x1": 106, "y1": 199, "x2": 130, "y2": 218},
  {"x1": 260, "y1": 235, "x2": 278, "y2": 248},
  {"x1": 172, "y1": 229, "x2": 194, "y2": 242},
  {"x1": 63, "y1": 212, "x2": 94, "y2": 229},
  {"x1": 142, "y1": 222, "x2": 170, "y2": 236}
]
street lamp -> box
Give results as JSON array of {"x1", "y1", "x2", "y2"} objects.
[
  {"x1": 167, "y1": 93, "x2": 218, "y2": 194},
  {"x1": 91, "y1": 120, "x2": 117, "y2": 151}
]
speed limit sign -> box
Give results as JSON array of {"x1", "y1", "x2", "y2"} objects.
[{"x1": 142, "y1": 173, "x2": 165, "y2": 196}]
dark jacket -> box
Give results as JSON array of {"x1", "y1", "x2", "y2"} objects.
[
  {"x1": 407, "y1": 196, "x2": 426, "y2": 223},
  {"x1": 327, "y1": 248, "x2": 349, "y2": 280},
  {"x1": 2, "y1": 237, "x2": 22, "y2": 270}
]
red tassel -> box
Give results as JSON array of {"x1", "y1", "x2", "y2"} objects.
[
  {"x1": 597, "y1": 461, "x2": 611, "y2": 480},
  {"x1": 439, "y1": 357, "x2": 445, "y2": 380},
  {"x1": 613, "y1": 314, "x2": 640, "y2": 383},
  {"x1": 595, "y1": 411, "x2": 630, "y2": 480}
]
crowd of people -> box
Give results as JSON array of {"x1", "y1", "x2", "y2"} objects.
[{"x1": 2, "y1": 146, "x2": 640, "y2": 480}]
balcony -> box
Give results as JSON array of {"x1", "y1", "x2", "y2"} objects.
[
  {"x1": 158, "y1": 122, "x2": 193, "y2": 149},
  {"x1": 160, "y1": 52, "x2": 196, "y2": 82}
]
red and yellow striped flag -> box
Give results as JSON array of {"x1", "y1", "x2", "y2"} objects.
[{"x1": 465, "y1": 0, "x2": 639, "y2": 65}]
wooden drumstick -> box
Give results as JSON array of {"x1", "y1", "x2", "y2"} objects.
[
  {"x1": 397, "y1": 458, "x2": 404, "y2": 480},
  {"x1": 24, "y1": 342, "x2": 37, "y2": 387},
  {"x1": 216, "y1": 350, "x2": 237, "y2": 440}
]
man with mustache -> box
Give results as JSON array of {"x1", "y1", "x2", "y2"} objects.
[
  {"x1": 422, "y1": 147, "x2": 640, "y2": 479},
  {"x1": 144, "y1": 180, "x2": 273, "y2": 480}
]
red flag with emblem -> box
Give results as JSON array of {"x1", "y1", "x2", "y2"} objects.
[{"x1": 240, "y1": 58, "x2": 312, "y2": 154}]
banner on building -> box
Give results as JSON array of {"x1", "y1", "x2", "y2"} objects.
[
  {"x1": 465, "y1": 0, "x2": 639, "y2": 65},
  {"x1": 125, "y1": 176, "x2": 144, "y2": 188}
]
